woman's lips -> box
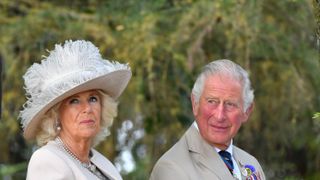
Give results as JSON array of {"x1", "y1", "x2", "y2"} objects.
[{"x1": 80, "y1": 119, "x2": 95, "y2": 124}]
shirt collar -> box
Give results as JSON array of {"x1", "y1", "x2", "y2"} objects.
[
  {"x1": 214, "y1": 140, "x2": 233, "y2": 156},
  {"x1": 193, "y1": 121, "x2": 233, "y2": 155}
]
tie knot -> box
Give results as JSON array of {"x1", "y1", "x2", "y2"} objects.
[
  {"x1": 219, "y1": 150, "x2": 234, "y2": 172},
  {"x1": 219, "y1": 150, "x2": 232, "y2": 160}
]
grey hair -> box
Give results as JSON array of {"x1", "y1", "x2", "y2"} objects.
[
  {"x1": 191, "y1": 59, "x2": 254, "y2": 112},
  {"x1": 35, "y1": 90, "x2": 118, "y2": 147}
]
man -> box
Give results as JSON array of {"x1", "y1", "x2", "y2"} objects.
[{"x1": 150, "y1": 59, "x2": 266, "y2": 180}]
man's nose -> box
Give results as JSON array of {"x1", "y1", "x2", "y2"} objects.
[{"x1": 214, "y1": 103, "x2": 225, "y2": 121}]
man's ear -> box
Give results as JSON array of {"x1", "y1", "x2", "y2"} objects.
[
  {"x1": 242, "y1": 102, "x2": 254, "y2": 123},
  {"x1": 191, "y1": 93, "x2": 198, "y2": 117}
]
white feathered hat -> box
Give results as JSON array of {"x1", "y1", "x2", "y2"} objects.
[{"x1": 19, "y1": 40, "x2": 131, "y2": 140}]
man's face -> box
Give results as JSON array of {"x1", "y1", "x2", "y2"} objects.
[{"x1": 191, "y1": 74, "x2": 252, "y2": 149}]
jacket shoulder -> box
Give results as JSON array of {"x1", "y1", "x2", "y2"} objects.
[
  {"x1": 150, "y1": 133, "x2": 191, "y2": 180},
  {"x1": 27, "y1": 143, "x2": 75, "y2": 180}
]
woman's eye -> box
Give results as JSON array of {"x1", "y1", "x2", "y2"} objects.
[
  {"x1": 69, "y1": 98, "x2": 79, "y2": 104},
  {"x1": 89, "y1": 96, "x2": 99, "y2": 103}
]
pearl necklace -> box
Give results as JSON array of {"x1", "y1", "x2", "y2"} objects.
[{"x1": 56, "y1": 137, "x2": 109, "y2": 180}]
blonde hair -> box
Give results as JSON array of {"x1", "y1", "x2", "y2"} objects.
[{"x1": 35, "y1": 90, "x2": 118, "y2": 147}]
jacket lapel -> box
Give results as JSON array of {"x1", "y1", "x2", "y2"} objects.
[
  {"x1": 185, "y1": 125, "x2": 234, "y2": 179},
  {"x1": 233, "y1": 150, "x2": 246, "y2": 180},
  {"x1": 90, "y1": 149, "x2": 120, "y2": 180},
  {"x1": 233, "y1": 147, "x2": 264, "y2": 180}
]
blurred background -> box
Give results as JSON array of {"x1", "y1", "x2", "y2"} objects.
[{"x1": 1, "y1": 0, "x2": 320, "y2": 179}]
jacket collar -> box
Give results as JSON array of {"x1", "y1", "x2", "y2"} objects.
[
  {"x1": 185, "y1": 125, "x2": 235, "y2": 179},
  {"x1": 90, "y1": 149, "x2": 121, "y2": 180}
]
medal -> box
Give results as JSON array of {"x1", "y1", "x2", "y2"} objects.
[
  {"x1": 240, "y1": 164, "x2": 259, "y2": 180},
  {"x1": 245, "y1": 167, "x2": 253, "y2": 176},
  {"x1": 241, "y1": 167, "x2": 248, "y2": 176}
]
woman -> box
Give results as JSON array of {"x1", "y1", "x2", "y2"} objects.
[{"x1": 19, "y1": 40, "x2": 131, "y2": 180}]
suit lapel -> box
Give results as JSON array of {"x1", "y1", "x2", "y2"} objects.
[
  {"x1": 185, "y1": 125, "x2": 234, "y2": 179},
  {"x1": 233, "y1": 147, "x2": 264, "y2": 180},
  {"x1": 233, "y1": 149, "x2": 246, "y2": 179}
]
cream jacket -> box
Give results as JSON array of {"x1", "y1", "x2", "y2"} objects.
[
  {"x1": 150, "y1": 125, "x2": 266, "y2": 180},
  {"x1": 27, "y1": 140, "x2": 122, "y2": 180}
]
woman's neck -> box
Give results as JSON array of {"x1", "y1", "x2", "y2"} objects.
[{"x1": 58, "y1": 133, "x2": 92, "y2": 163}]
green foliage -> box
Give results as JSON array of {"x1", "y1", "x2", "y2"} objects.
[
  {"x1": 314, "y1": 112, "x2": 320, "y2": 119},
  {"x1": 0, "y1": 162, "x2": 27, "y2": 177},
  {"x1": 1, "y1": 0, "x2": 319, "y2": 179}
]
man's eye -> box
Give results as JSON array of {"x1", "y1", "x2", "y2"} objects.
[
  {"x1": 208, "y1": 99, "x2": 219, "y2": 104},
  {"x1": 225, "y1": 101, "x2": 239, "y2": 110},
  {"x1": 226, "y1": 102, "x2": 235, "y2": 107}
]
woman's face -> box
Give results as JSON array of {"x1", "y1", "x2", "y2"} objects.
[{"x1": 59, "y1": 90, "x2": 102, "y2": 141}]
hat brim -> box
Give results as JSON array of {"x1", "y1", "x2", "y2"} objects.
[{"x1": 23, "y1": 69, "x2": 131, "y2": 140}]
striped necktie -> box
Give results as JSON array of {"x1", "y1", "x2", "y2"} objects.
[{"x1": 218, "y1": 150, "x2": 234, "y2": 175}]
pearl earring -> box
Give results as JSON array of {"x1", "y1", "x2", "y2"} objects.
[{"x1": 56, "y1": 120, "x2": 61, "y2": 131}]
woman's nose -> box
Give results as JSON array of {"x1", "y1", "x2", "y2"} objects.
[{"x1": 83, "y1": 102, "x2": 93, "y2": 113}]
